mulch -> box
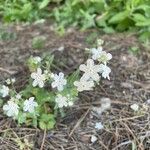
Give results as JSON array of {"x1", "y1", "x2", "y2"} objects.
[{"x1": 0, "y1": 22, "x2": 150, "y2": 150}]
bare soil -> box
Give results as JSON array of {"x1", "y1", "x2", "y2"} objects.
[{"x1": 0, "y1": 23, "x2": 150, "y2": 150}]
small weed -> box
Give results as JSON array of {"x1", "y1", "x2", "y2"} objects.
[
  {"x1": 85, "y1": 32, "x2": 98, "y2": 46},
  {"x1": 129, "y1": 46, "x2": 140, "y2": 55},
  {"x1": 32, "y1": 36, "x2": 46, "y2": 49},
  {"x1": 0, "y1": 39, "x2": 112, "y2": 130},
  {"x1": 0, "y1": 29, "x2": 17, "y2": 41},
  {"x1": 14, "y1": 138, "x2": 33, "y2": 150}
]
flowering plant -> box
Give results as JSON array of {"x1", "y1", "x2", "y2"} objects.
[{"x1": 0, "y1": 39, "x2": 112, "y2": 130}]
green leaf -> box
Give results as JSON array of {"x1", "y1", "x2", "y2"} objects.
[
  {"x1": 32, "y1": 117, "x2": 38, "y2": 127},
  {"x1": 0, "y1": 99, "x2": 3, "y2": 107},
  {"x1": 42, "y1": 53, "x2": 54, "y2": 70},
  {"x1": 39, "y1": 0, "x2": 51, "y2": 9},
  {"x1": 47, "y1": 120, "x2": 56, "y2": 129},
  {"x1": 22, "y1": 3, "x2": 32, "y2": 15},
  {"x1": 109, "y1": 11, "x2": 130, "y2": 24},
  {"x1": 136, "y1": 19, "x2": 150, "y2": 26},
  {"x1": 135, "y1": 4, "x2": 150, "y2": 12},
  {"x1": 103, "y1": 26, "x2": 115, "y2": 33},
  {"x1": 39, "y1": 114, "x2": 56, "y2": 130},
  {"x1": 32, "y1": 88, "x2": 55, "y2": 104},
  {"x1": 21, "y1": 83, "x2": 33, "y2": 98},
  {"x1": 96, "y1": 13, "x2": 109, "y2": 27},
  {"x1": 17, "y1": 112, "x2": 26, "y2": 124},
  {"x1": 139, "y1": 31, "x2": 150, "y2": 42},
  {"x1": 133, "y1": 13, "x2": 146, "y2": 22},
  {"x1": 116, "y1": 18, "x2": 134, "y2": 31},
  {"x1": 27, "y1": 56, "x2": 40, "y2": 72},
  {"x1": 39, "y1": 121, "x2": 47, "y2": 130},
  {"x1": 67, "y1": 70, "x2": 80, "y2": 85}
]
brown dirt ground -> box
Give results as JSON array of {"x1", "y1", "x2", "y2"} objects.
[{"x1": 0, "y1": 23, "x2": 150, "y2": 150}]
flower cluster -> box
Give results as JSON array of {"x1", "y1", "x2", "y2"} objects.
[
  {"x1": 74, "y1": 39, "x2": 112, "y2": 92},
  {"x1": 2, "y1": 96, "x2": 38, "y2": 117},
  {"x1": 0, "y1": 39, "x2": 112, "y2": 130},
  {"x1": 0, "y1": 85, "x2": 9, "y2": 97},
  {"x1": 30, "y1": 67, "x2": 72, "y2": 109}
]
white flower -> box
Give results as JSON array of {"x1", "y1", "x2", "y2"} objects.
[
  {"x1": 99, "y1": 64, "x2": 111, "y2": 80},
  {"x1": 23, "y1": 97, "x2": 38, "y2": 113},
  {"x1": 98, "y1": 51, "x2": 112, "y2": 64},
  {"x1": 68, "y1": 101, "x2": 74, "y2": 106},
  {"x1": 3, "y1": 101, "x2": 19, "y2": 117},
  {"x1": 5, "y1": 78, "x2": 16, "y2": 85},
  {"x1": 11, "y1": 78, "x2": 16, "y2": 83},
  {"x1": 5, "y1": 79, "x2": 11, "y2": 85},
  {"x1": 55, "y1": 94, "x2": 68, "y2": 108},
  {"x1": 51, "y1": 72, "x2": 67, "y2": 91},
  {"x1": 79, "y1": 59, "x2": 101, "y2": 81},
  {"x1": 97, "y1": 39, "x2": 104, "y2": 46},
  {"x1": 66, "y1": 94, "x2": 74, "y2": 106},
  {"x1": 95, "y1": 122, "x2": 104, "y2": 130},
  {"x1": 91, "y1": 135, "x2": 97, "y2": 143},
  {"x1": 16, "y1": 94, "x2": 22, "y2": 99},
  {"x1": 147, "y1": 99, "x2": 150, "y2": 104},
  {"x1": 33, "y1": 56, "x2": 42, "y2": 64},
  {"x1": 74, "y1": 77, "x2": 94, "y2": 92},
  {"x1": 31, "y1": 68, "x2": 45, "y2": 88},
  {"x1": 0, "y1": 85, "x2": 9, "y2": 97},
  {"x1": 130, "y1": 104, "x2": 139, "y2": 111},
  {"x1": 90, "y1": 47, "x2": 102, "y2": 60}
]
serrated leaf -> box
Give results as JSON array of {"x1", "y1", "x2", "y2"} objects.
[
  {"x1": 31, "y1": 88, "x2": 55, "y2": 104},
  {"x1": 21, "y1": 83, "x2": 33, "y2": 98},
  {"x1": 39, "y1": 121, "x2": 47, "y2": 130},
  {"x1": 39, "y1": 114, "x2": 56, "y2": 130},
  {"x1": 47, "y1": 120, "x2": 56, "y2": 129}
]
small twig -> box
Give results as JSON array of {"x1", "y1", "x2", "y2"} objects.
[
  {"x1": 66, "y1": 42, "x2": 85, "y2": 50},
  {"x1": 0, "y1": 67, "x2": 16, "y2": 75},
  {"x1": 98, "y1": 140, "x2": 109, "y2": 150},
  {"x1": 40, "y1": 129, "x2": 46, "y2": 150},
  {"x1": 111, "y1": 115, "x2": 145, "y2": 122},
  {"x1": 112, "y1": 140, "x2": 132, "y2": 150},
  {"x1": 123, "y1": 123, "x2": 141, "y2": 146},
  {"x1": 69, "y1": 108, "x2": 90, "y2": 137}
]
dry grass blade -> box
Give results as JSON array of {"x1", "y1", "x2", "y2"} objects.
[{"x1": 69, "y1": 108, "x2": 90, "y2": 137}]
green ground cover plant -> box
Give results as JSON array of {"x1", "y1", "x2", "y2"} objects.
[
  {"x1": 0, "y1": 0, "x2": 149, "y2": 41},
  {"x1": 53, "y1": 0, "x2": 150, "y2": 41},
  {"x1": 0, "y1": 0, "x2": 59, "y2": 22},
  {"x1": 0, "y1": 39, "x2": 112, "y2": 130}
]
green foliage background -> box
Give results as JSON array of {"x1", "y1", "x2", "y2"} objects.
[{"x1": 0, "y1": 0, "x2": 150, "y2": 41}]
